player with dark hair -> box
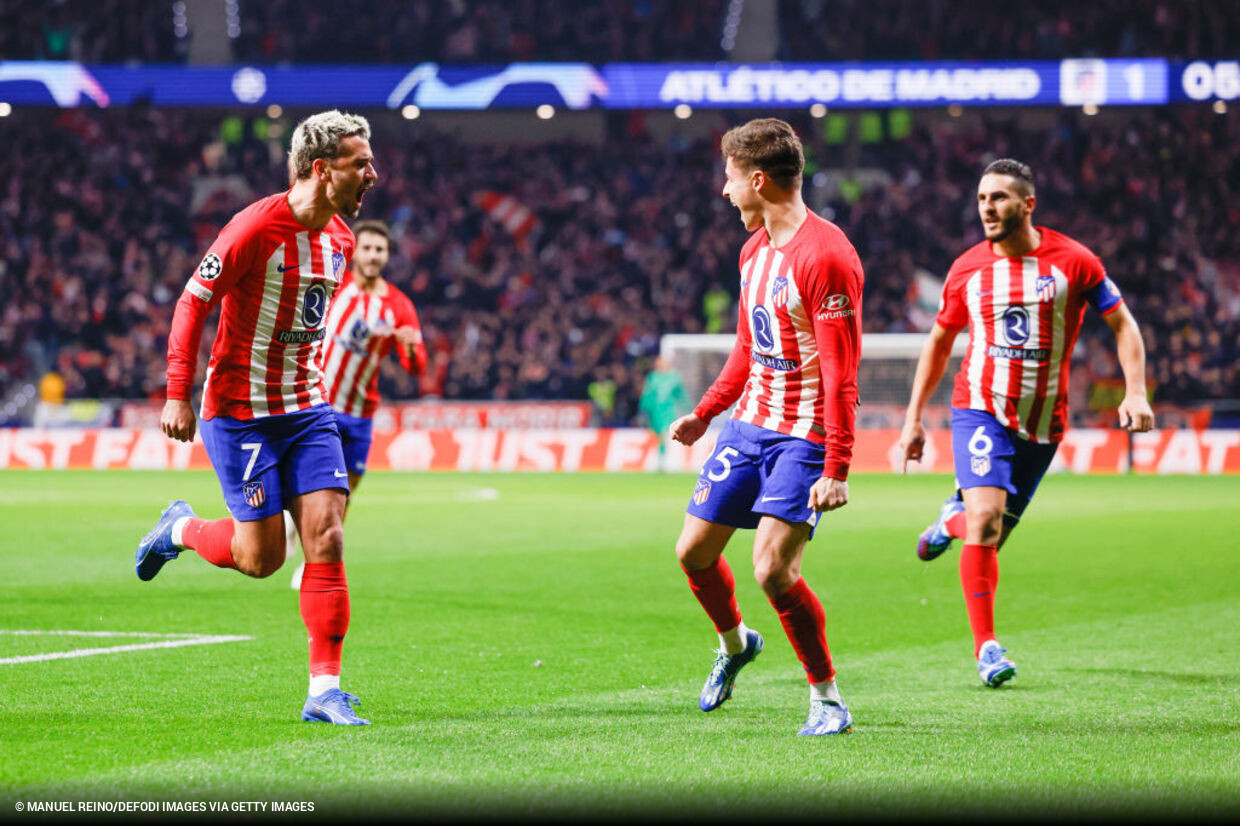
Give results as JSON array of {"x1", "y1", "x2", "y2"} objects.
[
  {"x1": 286, "y1": 219, "x2": 428, "y2": 588},
  {"x1": 134, "y1": 109, "x2": 378, "y2": 725},
  {"x1": 669, "y1": 118, "x2": 864, "y2": 736},
  {"x1": 899, "y1": 158, "x2": 1155, "y2": 687}
]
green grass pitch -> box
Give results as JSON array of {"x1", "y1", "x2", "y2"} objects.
[{"x1": 2, "y1": 470, "x2": 1238, "y2": 821}]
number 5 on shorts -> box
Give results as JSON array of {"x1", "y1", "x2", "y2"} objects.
[{"x1": 706, "y1": 446, "x2": 740, "y2": 481}]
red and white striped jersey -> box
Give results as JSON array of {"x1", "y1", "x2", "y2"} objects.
[
  {"x1": 166, "y1": 192, "x2": 355, "y2": 420},
  {"x1": 938, "y1": 227, "x2": 1124, "y2": 444},
  {"x1": 694, "y1": 212, "x2": 864, "y2": 480},
  {"x1": 321, "y1": 278, "x2": 427, "y2": 418}
]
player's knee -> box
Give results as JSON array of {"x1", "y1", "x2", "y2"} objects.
[
  {"x1": 752, "y1": 555, "x2": 796, "y2": 595},
  {"x1": 232, "y1": 547, "x2": 284, "y2": 579},
  {"x1": 303, "y1": 522, "x2": 345, "y2": 562},
  {"x1": 966, "y1": 504, "x2": 1004, "y2": 545}
]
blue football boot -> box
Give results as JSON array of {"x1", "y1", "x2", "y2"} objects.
[
  {"x1": 977, "y1": 640, "x2": 1017, "y2": 687},
  {"x1": 699, "y1": 628, "x2": 763, "y2": 711},
  {"x1": 302, "y1": 689, "x2": 371, "y2": 726},
  {"x1": 917, "y1": 495, "x2": 966, "y2": 561},
  {"x1": 798, "y1": 700, "x2": 853, "y2": 736},
  {"x1": 135, "y1": 499, "x2": 195, "y2": 581}
]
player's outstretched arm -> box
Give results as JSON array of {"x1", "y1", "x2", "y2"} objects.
[
  {"x1": 899, "y1": 323, "x2": 958, "y2": 473},
  {"x1": 161, "y1": 399, "x2": 197, "y2": 443},
  {"x1": 1104, "y1": 304, "x2": 1155, "y2": 432},
  {"x1": 670, "y1": 413, "x2": 709, "y2": 446}
]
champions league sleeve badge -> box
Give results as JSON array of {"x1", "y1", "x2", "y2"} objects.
[{"x1": 197, "y1": 252, "x2": 223, "y2": 281}]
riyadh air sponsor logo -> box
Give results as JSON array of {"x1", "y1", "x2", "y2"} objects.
[
  {"x1": 987, "y1": 344, "x2": 1049, "y2": 361},
  {"x1": 752, "y1": 353, "x2": 798, "y2": 371},
  {"x1": 387, "y1": 63, "x2": 608, "y2": 110},
  {"x1": 752, "y1": 306, "x2": 775, "y2": 351},
  {"x1": 276, "y1": 329, "x2": 327, "y2": 344},
  {"x1": 692, "y1": 479, "x2": 711, "y2": 505},
  {"x1": 0, "y1": 61, "x2": 110, "y2": 106},
  {"x1": 815, "y1": 293, "x2": 855, "y2": 320},
  {"x1": 1001, "y1": 306, "x2": 1030, "y2": 345}
]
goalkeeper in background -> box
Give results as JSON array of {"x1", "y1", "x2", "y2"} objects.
[{"x1": 639, "y1": 355, "x2": 688, "y2": 471}]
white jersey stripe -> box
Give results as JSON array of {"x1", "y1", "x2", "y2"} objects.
[
  {"x1": 249, "y1": 244, "x2": 287, "y2": 417},
  {"x1": 1014, "y1": 257, "x2": 1042, "y2": 431},
  {"x1": 738, "y1": 248, "x2": 768, "y2": 425},
  {"x1": 989, "y1": 258, "x2": 1012, "y2": 424},
  {"x1": 965, "y1": 269, "x2": 986, "y2": 411},
  {"x1": 1033, "y1": 265, "x2": 1070, "y2": 441},
  {"x1": 785, "y1": 270, "x2": 818, "y2": 439},
  {"x1": 760, "y1": 251, "x2": 787, "y2": 432}
]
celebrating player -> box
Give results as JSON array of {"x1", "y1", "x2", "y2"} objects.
[
  {"x1": 134, "y1": 110, "x2": 378, "y2": 725},
  {"x1": 898, "y1": 158, "x2": 1155, "y2": 687},
  {"x1": 669, "y1": 118, "x2": 863, "y2": 736},
  {"x1": 286, "y1": 219, "x2": 428, "y2": 589}
]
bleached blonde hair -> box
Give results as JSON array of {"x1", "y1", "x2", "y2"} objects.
[{"x1": 288, "y1": 109, "x2": 371, "y2": 180}]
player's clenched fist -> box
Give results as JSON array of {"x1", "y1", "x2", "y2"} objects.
[
  {"x1": 161, "y1": 398, "x2": 197, "y2": 443},
  {"x1": 808, "y1": 477, "x2": 848, "y2": 512},
  {"x1": 669, "y1": 413, "x2": 708, "y2": 447}
]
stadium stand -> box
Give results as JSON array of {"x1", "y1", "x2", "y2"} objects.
[{"x1": 1, "y1": 103, "x2": 1236, "y2": 426}]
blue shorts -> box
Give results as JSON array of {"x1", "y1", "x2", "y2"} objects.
[
  {"x1": 200, "y1": 404, "x2": 349, "y2": 521},
  {"x1": 332, "y1": 409, "x2": 374, "y2": 476},
  {"x1": 686, "y1": 419, "x2": 823, "y2": 538},
  {"x1": 950, "y1": 408, "x2": 1058, "y2": 523}
]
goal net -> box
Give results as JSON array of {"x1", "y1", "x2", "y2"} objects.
[{"x1": 660, "y1": 333, "x2": 967, "y2": 429}]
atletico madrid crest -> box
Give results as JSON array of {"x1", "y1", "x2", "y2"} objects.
[
  {"x1": 692, "y1": 479, "x2": 711, "y2": 505},
  {"x1": 243, "y1": 480, "x2": 266, "y2": 509},
  {"x1": 1036, "y1": 275, "x2": 1056, "y2": 302},
  {"x1": 771, "y1": 276, "x2": 789, "y2": 308},
  {"x1": 332, "y1": 251, "x2": 347, "y2": 279}
]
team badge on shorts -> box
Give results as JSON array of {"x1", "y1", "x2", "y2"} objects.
[
  {"x1": 692, "y1": 479, "x2": 712, "y2": 505},
  {"x1": 242, "y1": 480, "x2": 266, "y2": 508},
  {"x1": 971, "y1": 455, "x2": 991, "y2": 477},
  {"x1": 198, "y1": 253, "x2": 222, "y2": 281}
]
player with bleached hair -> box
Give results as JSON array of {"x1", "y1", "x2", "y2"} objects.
[
  {"x1": 670, "y1": 118, "x2": 864, "y2": 736},
  {"x1": 899, "y1": 158, "x2": 1155, "y2": 687},
  {"x1": 135, "y1": 109, "x2": 378, "y2": 725}
]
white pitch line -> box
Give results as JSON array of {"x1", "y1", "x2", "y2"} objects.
[{"x1": 0, "y1": 631, "x2": 254, "y2": 666}]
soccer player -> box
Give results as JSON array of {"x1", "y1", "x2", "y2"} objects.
[
  {"x1": 638, "y1": 355, "x2": 688, "y2": 472},
  {"x1": 669, "y1": 118, "x2": 863, "y2": 736},
  {"x1": 286, "y1": 219, "x2": 428, "y2": 589},
  {"x1": 898, "y1": 158, "x2": 1155, "y2": 687},
  {"x1": 134, "y1": 110, "x2": 378, "y2": 726}
]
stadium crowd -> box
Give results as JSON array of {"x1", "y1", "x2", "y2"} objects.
[
  {"x1": 1, "y1": 102, "x2": 1236, "y2": 425},
  {"x1": 5, "y1": 0, "x2": 1237, "y2": 65}
]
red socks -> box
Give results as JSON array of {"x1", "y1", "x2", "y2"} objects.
[
  {"x1": 683, "y1": 557, "x2": 743, "y2": 634},
  {"x1": 182, "y1": 517, "x2": 238, "y2": 569},
  {"x1": 769, "y1": 578, "x2": 835, "y2": 684},
  {"x1": 960, "y1": 543, "x2": 1000, "y2": 656},
  {"x1": 299, "y1": 561, "x2": 350, "y2": 678}
]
